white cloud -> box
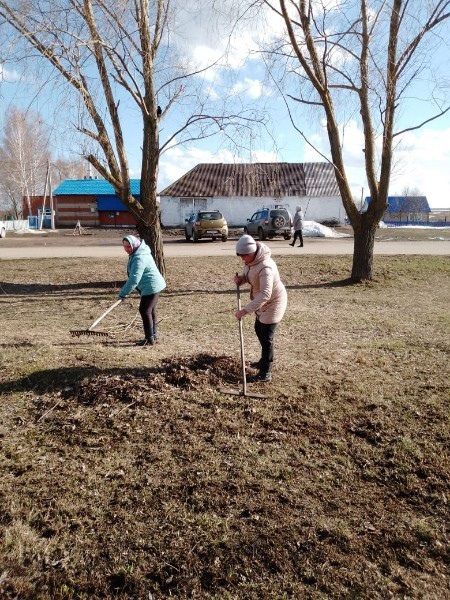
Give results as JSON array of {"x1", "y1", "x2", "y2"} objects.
[
  {"x1": 303, "y1": 119, "x2": 450, "y2": 208},
  {"x1": 171, "y1": 1, "x2": 285, "y2": 84},
  {"x1": 391, "y1": 128, "x2": 450, "y2": 208},
  {"x1": 190, "y1": 45, "x2": 225, "y2": 82},
  {"x1": 158, "y1": 144, "x2": 280, "y2": 190},
  {"x1": 0, "y1": 63, "x2": 20, "y2": 82},
  {"x1": 251, "y1": 149, "x2": 278, "y2": 162},
  {"x1": 231, "y1": 78, "x2": 271, "y2": 99},
  {"x1": 158, "y1": 145, "x2": 239, "y2": 190},
  {"x1": 188, "y1": 32, "x2": 262, "y2": 84}
]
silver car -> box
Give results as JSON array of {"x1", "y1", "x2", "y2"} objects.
[{"x1": 244, "y1": 207, "x2": 292, "y2": 240}]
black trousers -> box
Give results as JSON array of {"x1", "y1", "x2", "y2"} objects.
[
  {"x1": 293, "y1": 229, "x2": 304, "y2": 246},
  {"x1": 139, "y1": 293, "x2": 159, "y2": 341},
  {"x1": 254, "y1": 318, "x2": 277, "y2": 374}
]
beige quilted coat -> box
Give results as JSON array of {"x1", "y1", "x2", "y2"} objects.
[{"x1": 240, "y1": 242, "x2": 287, "y2": 324}]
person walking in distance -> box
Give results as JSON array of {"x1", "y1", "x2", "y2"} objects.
[
  {"x1": 234, "y1": 234, "x2": 287, "y2": 382},
  {"x1": 290, "y1": 205, "x2": 304, "y2": 247},
  {"x1": 119, "y1": 235, "x2": 166, "y2": 346}
]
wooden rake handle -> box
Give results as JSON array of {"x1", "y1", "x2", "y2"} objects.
[
  {"x1": 236, "y1": 273, "x2": 247, "y2": 396},
  {"x1": 88, "y1": 298, "x2": 124, "y2": 331}
]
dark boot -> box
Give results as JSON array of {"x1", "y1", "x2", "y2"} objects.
[
  {"x1": 249, "y1": 360, "x2": 261, "y2": 369},
  {"x1": 248, "y1": 363, "x2": 272, "y2": 382},
  {"x1": 247, "y1": 371, "x2": 272, "y2": 383},
  {"x1": 259, "y1": 371, "x2": 272, "y2": 382},
  {"x1": 136, "y1": 338, "x2": 154, "y2": 347},
  {"x1": 289, "y1": 242, "x2": 294, "y2": 247}
]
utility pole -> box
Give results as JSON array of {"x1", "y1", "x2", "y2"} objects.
[
  {"x1": 39, "y1": 162, "x2": 51, "y2": 230},
  {"x1": 49, "y1": 165, "x2": 55, "y2": 229}
]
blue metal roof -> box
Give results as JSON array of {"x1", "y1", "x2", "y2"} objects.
[
  {"x1": 364, "y1": 196, "x2": 430, "y2": 213},
  {"x1": 53, "y1": 178, "x2": 141, "y2": 196},
  {"x1": 97, "y1": 196, "x2": 135, "y2": 211}
]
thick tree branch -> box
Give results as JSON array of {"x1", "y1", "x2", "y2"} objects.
[{"x1": 359, "y1": 0, "x2": 378, "y2": 198}]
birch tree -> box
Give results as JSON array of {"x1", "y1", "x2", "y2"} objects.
[
  {"x1": 52, "y1": 158, "x2": 91, "y2": 183},
  {"x1": 0, "y1": 1, "x2": 258, "y2": 273},
  {"x1": 0, "y1": 107, "x2": 50, "y2": 218},
  {"x1": 263, "y1": 0, "x2": 449, "y2": 281}
]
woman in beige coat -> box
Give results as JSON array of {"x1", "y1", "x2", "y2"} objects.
[{"x1": 234, "y1": 234, "x2": 287, "y2": 382}]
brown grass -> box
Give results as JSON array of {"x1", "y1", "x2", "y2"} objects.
[{"x1": 0, "y1": 254, "x2": 449, "y2": 599}]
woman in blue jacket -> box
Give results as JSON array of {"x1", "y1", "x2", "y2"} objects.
[{"x1": 119, "y1": 235, "x2": 166, "y2": 346}]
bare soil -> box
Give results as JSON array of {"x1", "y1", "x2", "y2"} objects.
[{"x1": 0, "y1": 255, "x2": 449, "y2": 599}]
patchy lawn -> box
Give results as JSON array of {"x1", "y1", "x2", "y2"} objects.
[{"x1": 0, "y1": 255, "x2": 449, "y2": 599}]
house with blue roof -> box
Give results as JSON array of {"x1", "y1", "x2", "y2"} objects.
[
  {"x1": 52, "y1": 178, "x2": 141, "y2": 227},
  {"x1": 363, "y1": 196, "x2": 431, "y2": 224}
]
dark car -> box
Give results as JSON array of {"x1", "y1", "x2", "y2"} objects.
[
  {"x1": 184, "y1": 210, "x2": 228, "y2": 242},
  {"x1": 244, "y1": 206, "x2": 292, "y2": 240}
]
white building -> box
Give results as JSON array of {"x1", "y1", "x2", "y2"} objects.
[{"x1": 159, "y1": 162, "x2": 344, "y2": 227}]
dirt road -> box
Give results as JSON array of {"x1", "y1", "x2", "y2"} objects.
[{"x1": 1, "y1": 234, "x2": 449, "y2": 259}]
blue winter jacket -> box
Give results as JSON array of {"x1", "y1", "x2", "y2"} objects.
[{"x1": 119, "y1": 237, "x2": 166, "y2": 298}]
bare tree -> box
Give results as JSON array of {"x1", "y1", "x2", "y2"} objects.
[
  {"x1": 399, "y1": 186, "x2": 427, "y2": 221},
  {"x1": 401, "y1": 186, "x2": 423, "y2": 198},
  {"x1": 0, "y1": 107, "x2": 51, "y2": 218},
  {"x1": 262, "y1": 0, "x2": 449, "y2": 280},
  {"x1": 52, "y1": 157, "x2": 93, "y2": 184},
  {"x1": 0, "y1": 0, "x2": 260, "y2": 273}
]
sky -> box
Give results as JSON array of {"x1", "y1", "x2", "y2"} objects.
[{"x1": 1, "y1": 0, "x2": 449, "y2": 209}]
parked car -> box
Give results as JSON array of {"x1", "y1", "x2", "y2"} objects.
[
  {"x1": 244, "y1": 206, "x2": 292, "y2": 240},
  {"x1": 185, "y1": 210, "x2": 228, "y2": 242},
  {"x1": 0, "y1": 221, "x2": 6, "y2": 238}
]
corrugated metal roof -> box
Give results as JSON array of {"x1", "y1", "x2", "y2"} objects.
[
  {"x1": 54, "y1": 178, "x2": 141, "y2": 196},
  {"x1": 159, "y1": 163, "x2": 339, "y2": 197},
  {"x1": 364, "y1": 196, "x2": 430, "y2": 213}
]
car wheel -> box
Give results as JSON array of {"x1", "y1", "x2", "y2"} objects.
[
  {"x1": 272, "y1": 215, "x2": 286, "y2": 228},
  {"x1": 221, "y1": 235, "x2": 228, "y2": 242},
  {"x1": 284, "y1": 234, "x2": 291, "y2": 240},
  {"x1": 258, "y1": 227, "x2": 266, "y2": 241},
  {"x1": 0, "y1": 228, "x2": 5, "y2": 239},
  {"x1": 185, "y1": 229, "x2": 191, "y2": 241},
  {"x1": 192, "y1": 230, "x2": 199, "y2": 242}
]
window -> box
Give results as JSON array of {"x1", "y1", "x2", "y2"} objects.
[{"x1": 198, "y1": 211, "x2": 222, "y2": 220}]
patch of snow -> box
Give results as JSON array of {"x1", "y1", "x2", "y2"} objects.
[
  {"x1": 387, "y1": 225, "x2": 450, "y2": 229},
  {"x1": 14, "y1": 229, "x2": 47, "y2": 234},
  {"x1": 303, "y1": 221, "x2": 350, "y2": 238},
  {"x1": 378, "y1": 221, "x2": 388, "y2": 228}
]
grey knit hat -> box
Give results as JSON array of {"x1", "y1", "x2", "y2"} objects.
[{"x1": 236, "y1": 234, "x2": 257, "y2": 255}]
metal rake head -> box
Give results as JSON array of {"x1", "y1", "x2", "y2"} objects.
[{"x1": 70, "y1": 329, "x2": 109, "y2": 337}]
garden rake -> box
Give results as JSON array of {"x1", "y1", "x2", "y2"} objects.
[
  {"x1": 220, "y1": 275, "x2": 267, "y2": 399},
  {"x1": 70, "y1": 298, "x2": 123, "y2": 338}
]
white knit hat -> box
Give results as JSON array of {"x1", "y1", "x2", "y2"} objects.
[{"x1": 236, "y1": 234, "x2": 257, "y2": 255}]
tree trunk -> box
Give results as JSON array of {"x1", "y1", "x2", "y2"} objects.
[
  {"x1": 351, "y1": 224, "x2": 376, "y2": 282},
  {"x1": 136, "y1": 217, "x2": 165, "y2": 278}
]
